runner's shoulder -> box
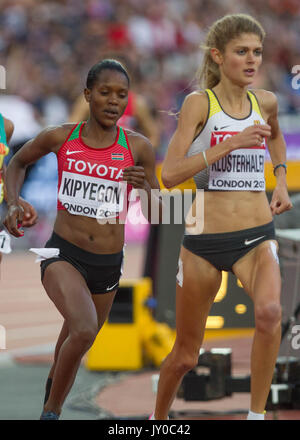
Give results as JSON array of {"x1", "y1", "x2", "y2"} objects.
[
  {"x1": 123, "y1": 128, "x2": 155, "y2": 163},
  {"x1": 180, "y1": 90, "x2": 209, "y2": 123},
  {"x1": 124, "y1": 128, "x2": 153, "y2": 150},
  {"x1": 37, "y1": 123, "x2": 78, "y2": 151},
  {"x1": 183, "y1": 90, "x2": 208, "y2": 108},
  {"x1": 251, "y1": 89, "x2": 278, "y2": 115}
]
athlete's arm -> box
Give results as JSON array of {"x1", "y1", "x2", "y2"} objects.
[
  {"x1": 123, "y1": 132, "x2": 162, "y2": 222},
  {"x1": 161, "y1": 92, "x2": 271, "y2": 188},
  {"x1": 161, "y1": 92, "x2": 208, "y2": 187},
  {"x1": 4, "y1": 125, "x2": 71, "y2": 236},
  {"x1": 257, "y1": 90, "x2": 292, "y2": 215}
]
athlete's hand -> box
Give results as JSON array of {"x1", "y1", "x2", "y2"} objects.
[
  {"x1": 18, "y1": 197, "x2": 38, "y2": 228},
  {"x1": 3, "y1": 203, "x2": 25, "y2": 237},
  {"x1": 270, "y1": 185, "x2": 293, "y2": 215},
  {"x1": 229, "y1": 124, "x2": 272, "y2": 150},
  {"x1": 122, "y1": 166, "x2": 147, "y2": 189}
]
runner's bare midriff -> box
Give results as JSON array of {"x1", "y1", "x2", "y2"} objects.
[
  {"x1": 186, "y1": 190, "x2": 273, "y2": 234},
  {"x1": 54, "y1": 210, "x2": 125, "y2": 253}
]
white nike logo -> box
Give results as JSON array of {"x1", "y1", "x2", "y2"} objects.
[
  {"x1": 106, "y1": 281, "x2": 119, "y2": 291},
  {"x1": 66, "y1": 150, "x2": 84, "y2": 155},
  {"x1": 244, "y1": 235, "x2": 266, "y2": 246}
]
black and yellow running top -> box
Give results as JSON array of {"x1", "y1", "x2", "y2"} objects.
[{"x1": 0, "y1": 113, "x2": 9, "y2": 204}]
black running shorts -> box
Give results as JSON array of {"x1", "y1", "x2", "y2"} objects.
[
  {"x1": 40, "y1": 232, "x2": 123, "y2": 294},
  {"x1": 182, "y1": 221, "x2": 276, "y2": 272}
]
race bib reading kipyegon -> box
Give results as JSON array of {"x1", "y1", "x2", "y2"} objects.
[{"x1": 58, "y1": 171, "x2": 126, "y2": 219}]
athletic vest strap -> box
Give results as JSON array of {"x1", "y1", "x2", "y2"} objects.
[
  {"x1": 118, "y1": 126, "x2": 129, "y2": 150},
  {"x1": 67, "y1": 122, "x2": 129, "y2": 149},
  {"x1": 207, "y1": 89, "x2": 263, "y2": 119},
  {"x1": 247, "y1": 91, "x2": 263, "y2": 118},
  {"x1": 69, "y1": 121, "x2": 83, "y2": 141},
  {"x1": 206, "y1": 89, "x2": 222, "y2": 118}
]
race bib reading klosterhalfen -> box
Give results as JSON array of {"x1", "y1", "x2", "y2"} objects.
[{"x1": 208, "y1": 131, "x2": 266, "y2": 191}]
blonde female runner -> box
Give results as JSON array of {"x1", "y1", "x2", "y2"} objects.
[{"x1": 151, "y1": 14, "x2": 292, "y2": 421}]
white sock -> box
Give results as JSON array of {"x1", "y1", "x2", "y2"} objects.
[
  {"x1": 149, "y1": 412, "x2": 169, "y2": 420},
  {"x1": 247, "y1": 410, "x2": 265, "y2": 420}
]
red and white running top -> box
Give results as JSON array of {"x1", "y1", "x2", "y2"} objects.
[{"x1": 57, "y1": 122, "x2": 135, "y2": 219}]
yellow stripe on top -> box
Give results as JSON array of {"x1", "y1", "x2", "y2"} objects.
[
  {"x1": 206, "y1": 89, "x2": 222, "y2": 118},
  {"x1": 206, "y1": 89, "x2": 263, "y2": 119},
  {"x1": 247, "y1": 91, "x2": 262, "y2": 118}
]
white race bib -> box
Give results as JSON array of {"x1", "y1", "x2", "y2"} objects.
[
  {"x1": 58, "y1": 171, "x2": 127, "y2": 219},
  {"x1": 208, "y1": 148, "x2": 266, "y2": 191}
]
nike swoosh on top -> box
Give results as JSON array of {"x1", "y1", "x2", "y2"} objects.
[
  {"x1": 66, "y1": 150, "x2": 84, "y2": 155},
  {"x1": 214, "y1": 125, "x2": 231, "y2": 131},
  {"x1": 244, "y1": 235, "x2": 266, "y2": 246}
]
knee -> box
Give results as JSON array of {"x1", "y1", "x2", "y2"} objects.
[
  {"x1": 70, "y1": 324, "x2": 98, "y2": 351},
  {"x1": 255, "y1": 302, "x2": 282, "y2": 336},
  {"x1": 171, "y1": 348, "x2": 199, "y2": 376}
]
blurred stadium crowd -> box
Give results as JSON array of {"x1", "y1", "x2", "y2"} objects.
[
  {"x1": 1, "y1": 0, "x2": 300, "y2": 131},
  {"x1": 0, "y1": 0, "x2": 299, "y2": 243}
]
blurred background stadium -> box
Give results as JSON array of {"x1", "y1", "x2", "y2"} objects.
[{"x1": 0, "y1": 0, "x2": 300, "y2": 420}]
